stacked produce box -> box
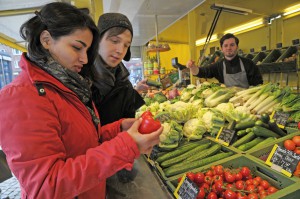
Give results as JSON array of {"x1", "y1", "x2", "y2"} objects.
[{"x1": 137, "y1": 82, "x2": 300, "y2": 198}]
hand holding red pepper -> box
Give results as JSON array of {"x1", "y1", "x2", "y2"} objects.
[{"x1": 139, "y1": 111, "x2": 161, "y2": 134}]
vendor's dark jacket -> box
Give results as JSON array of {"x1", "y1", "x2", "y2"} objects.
[
  {"x1": 196, "y1": 55, "x2": 263, "y2": 86},
  {"x1": 89, "y1": 56, "x2": 145, "y2": 126}
]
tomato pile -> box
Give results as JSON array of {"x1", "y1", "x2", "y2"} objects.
[
  {"x1": 178, "y1": 165, "x2": 278, "y2": 199},
  {"x1": 283, "y1": 135, "x2": 300, "y2": 177}
]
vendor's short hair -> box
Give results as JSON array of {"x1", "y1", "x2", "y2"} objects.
[{"x1": 220, "y1": 33, "x2": 239, "y2": 47}]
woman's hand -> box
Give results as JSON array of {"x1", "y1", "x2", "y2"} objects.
[
  {"x1": 126, "y1": 118, "x2": 163, "y2": 154},
  {"x1": 121, "y1": 118, "x2": 137, "y2": 131}
]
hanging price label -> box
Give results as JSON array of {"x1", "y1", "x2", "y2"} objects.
[
  {"x1": 216, "y1": 127, "x2": 236, "y2": 146},
  {"x1": 271, "y1": 111, "x2": 290, "y2": 129}
]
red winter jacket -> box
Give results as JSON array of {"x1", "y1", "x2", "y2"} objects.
[{"x1": 0, "y1": 54, "x2": 140, "y2": 199}]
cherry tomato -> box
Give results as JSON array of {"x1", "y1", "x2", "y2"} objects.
[
  {"x1": 292, "y1": 135, "x2": 300, "y2": 147},
  {"x1": 284, "y1": 139, "x2": 296, "y2": 151},
  {"x1": 260, "y1": 180, "x2": 270, "y2": 190},
  {"x1": 225, "y1": 172, "x2": 236, "y2": 183},
  {"x1": 212, "y1": 174, "x2": 223, "y2": 182},
  {"x1": 252, "y1": 179, "x2": 260, "y2": 187},
  {"x1": 194, "y1": 172, "x2": 205, "y2": 185},
  {"x1": 186, "y1": 172, "x2": 195, "y2": 182},
  {"x1": 253, "y1": 176, "x2": 262, "y2": 183},
  {"x1": 294, "y1": 147, "x2": 300, "y2": 155},
  {"x1": 267, "y1": 186, "x2": 278, "y2": 194},
  {"x1": 138, "y1": 115, "x2": 161, "y2": 134},
  {"x1": 207, "y1": 192, "x2": 218, "y2": 199},
  {"x1": 214, "y1": 165, "x2": 224, "y2": 175},
  {"x1": 245, "y1": 179, "x2": 253, "y2": 186},
  {"x1": 205, "y1": 170, "x2": 214, "y2": 177},
  {"x1": 204, "y1": 175, "x2": 212, "y2": 184},
  {"x1": 214, "y1": 180, "x2": 224, "y2": 193},
  {"x1": 201, "y1": 183, "x2": 210, "y2": 192},
  {"x1": 235, "y1": 180, "x2": 245, "y2": 190},
  {"x1": 246, "y1": 184, "x2": 256, "y2": 193},
  {"x1": 235, "y1": 172, "x2": 243, "y2": 181},
  {"x1": 247, "y1": 193, "x2": 258, "y2": 199},
  {"x1": 256, "y1": 185, "x2": 265, "y2": 192},
  {"x1": 236, "y1": 192, "x2": 248, "y2": 199},
  {"x1": 224, "y1": 189, "x2": 237, "y2": 199},
  {"x1": 197, "y1": 187, "x2": 206, "y2": 199},
  {"x1": 241, "y1": 166, "x2": 251, "y2": 178}
]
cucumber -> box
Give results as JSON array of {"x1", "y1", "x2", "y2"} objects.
[
  {"x1": 178, "y1": 144, "x2": 222, "y2": 165},
  {"x1": 146, "y1": 79, "x2": 162, "y2": 87},
  {"x1": 252, "y1": 125, "x2": 280, "y2": 138},
  {"x1": 268, "y1": 119, "x2": 286, "y2": 137},
  {"x1": 255, "y1": 120, "x2": 269, "y2": 129},
  {"x1": 260, "y1": 113, "x2": 270, "y2": 124},
  {"x1": 237, "y1": 129, "x2": 247, "y2": 137},
  {"x1": 232, "y1": 132, "x2": 256, "y2": 147},
  {"x1": 235, "y1": 120, "x2": 256, "y2": 130},
  {"x1": 164, "y1": 152, "x2": 233, "y2": 177},
  {"x1": 160, "y1": 143, "x2": 211, "y2": 168},
  {"x1": 249, "y1": 137, "x2": 277, "y2": 151},
  {"x1": 156, "y1": 142, "x2": 200, "y2": 163},
  {"x1": 245, "y1": 128, "x2": 253, "y2": 133},
  {"x1": 237, "y1": 137, "x2": 264, "y2": 151}
]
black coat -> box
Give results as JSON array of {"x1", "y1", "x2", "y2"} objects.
[{"x1": 90, "y1": 57, "x2": 144, "y2": 126}]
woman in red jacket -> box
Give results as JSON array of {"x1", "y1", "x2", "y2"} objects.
[{"x1": 0, "y1": 2, "x2": 162, "y2": 199}]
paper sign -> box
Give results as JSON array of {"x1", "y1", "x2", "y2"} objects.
[
  {"x1": 216, "y1": 127, "x2": 236, "y2": 146},
  {"x1": 271, "y1": 111, "x2": 290, "y2": 129},
  {"x1": 174, "y1": 174, "x2": 199, "y2": 199},
  {"x1": 266, "y1": 144, "x2": 300, "y2": 177}
]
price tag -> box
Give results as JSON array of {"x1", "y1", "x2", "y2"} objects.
[
  {"x1": 174, "y1": 174, "x2": 199, "y2": 199},
  {"x1": 266, "y1": 144, "x2": 300, "y2": 177},
  {"x1": 216, "y1": 127, "x2": 236, "y2": 146},
  {"x1": 271, "y1": 111, "x2": 290, "y2": 129}
]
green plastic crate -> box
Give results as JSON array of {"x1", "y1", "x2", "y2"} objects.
[
  {"x1": 166, "y1": 155, "x2": 299, "y2": 198},
  {"x1": 154, "y1": 138, "x2": 238, "y2": 181}
]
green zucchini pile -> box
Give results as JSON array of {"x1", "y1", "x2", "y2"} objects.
[{"x1": 155, "y1": 141, "x2": 233, "y2": 177}]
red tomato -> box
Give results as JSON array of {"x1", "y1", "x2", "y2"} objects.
[
  {"x1": 207, "y1": 192, "x2": 218, "y2": 199},
  {"x1": 236, "y1": 192, "x2": 248, "y2": 199},
  {"x1": 246, "y1": 184, "x2": 256, "y2": 193},
  {"x1": 186, "y1": 172, "x2": 195, "y2": 182},
  {"x1": 247, "y1": 193, "x2": 258, "y2": 199},
  {"x1": 138, "y1": 115, "x2": 161, "y2": 134},
  {"x1": 253, "y1": 176, "x2": 262, "y2": 183},
  {"x1": 214, "y1": 180, "x2": 224, "y2": 192},
  {"x1": 224, "y1": 189, "x2": 237, "y2": 199},
  {"x1": 205, "y1": 170, "x2": 214, "y2": 177},
  {"x1": 298, "y1": 122, "x2": 300, "y2": 130},
  {"x1": 212, "y1": 174, "x2": 223, "y2": 182},
  {"x1": 294, "y1": 147, "x2": 300, "y2": 155},
  {"x1": 197, "y1": 187, "x2": 206, "y2": 199},
  {"x1": 225, "y1": 172, "x2": 236, "y2": 183},
  {"x1": 241, "y1": 166, "x2": 251, "y2": 178},
  {"x1": 256, "y1": 185, "x2": 265, "y2": 192},
  {"x1": 177, "y1": 176, "x2": 182, "y2": 183},
  {"x1": 214, "y1": 165, "x2": 224, "y2": 175},
  {"x1": 284, "y1": 139, "x2": 296, "y2": 151},
  {"x1": 201, "y1": 183, "x2": 210, "y2": 192},
  {"x1": 260, "y1": 180, "x2": 270, "y2": 190},
  {"x1": 194, "y1": 172, "x2": 205, "y2": 185},
  {"x1": 235, "y1": 172, "x2": 243, "y2": 181},
  {"x1": 267, "y1": 186, "x2": 278, "y2": 194},
  {"x1": 140, "y1": 110, "x2": 153, "y2": 118},
  {"x1": 252, "y1": 179, "x2": 260, "y2": 187},
  {"x1": 292, "y1": 135, "x2": 300, "y2": 147},
  {"x1": 235, "y1": 180, "x2": 245, "y2": 190},
  {"x1": 204, "y1": 175, "x2": 212, "y2": 184}
]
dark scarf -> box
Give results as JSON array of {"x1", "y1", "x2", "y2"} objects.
[
  {"x1": 29, "y1": 55, "x2": 100, "y2": 127},
  {"x1": 92, "y1": 55, "x2": 130, "y2": 97}
]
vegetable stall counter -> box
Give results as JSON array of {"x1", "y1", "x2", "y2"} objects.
[{"x1": 106, "y1": 156, "x2": 174, "y2": 199}]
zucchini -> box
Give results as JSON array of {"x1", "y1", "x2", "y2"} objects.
[
  {"x1": 156, "y1": 142, "x2": 200, "y2": 163},
  {"x1": 183, "y1": 144, "x2": 221, "y2": 163},
  {"x1": 164, "y1": 152, "x2": 233, "y2": 177},
  {"x1": 252, "y1": 126, "x2": 280, "y2": 138},
  {"x1": 245, "y1": 128, "x2": 253, "y2": 133},
  {"x1": 235, "y1": 120, "x2": 256, "y2": 130},
  {"x1": 237, "y1": 137, "x2": 264, "y2": 151},
  {"x1": 268, "y1": 119, "x2": 286, "y2": 137},
  {"x1": 249, "y1": 137, "x2": 276, "y2": 151},
  {"x1": 255, "y1": 120, "x2": 269, "y2": 129},
  {"x1": 260, "y1": 113, "x2": 270, "y2": 124},
  {"x1": 237, "y1": 129, "x2": 247, "y2": 137},
  {"x1": 232, "y1": 132, "x2": 256, "y2": 147},
  {"x1": 160, "y1": 143, "x2": 211, "y2": 168},
  {"x1": 227, "y1": 120, "x2": 237, "y2": 130}
]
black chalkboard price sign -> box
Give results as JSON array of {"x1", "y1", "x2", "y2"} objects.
[
  {"x1": 216, "y1": 127, "x2": 236, "y2": 146},
  {"x1": 271, "y1": 111, "x2": 290, "y2": 128},
  {"x1": 266, "y1": 144, "x2": 300, "y2": 177},
  {"x1": 174, "y1": 174, "x2": 199, "y2": 199}
]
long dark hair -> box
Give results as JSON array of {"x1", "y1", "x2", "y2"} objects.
[{"x1": 20, "y1": 2, "x2": 100, "y2": 68}]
